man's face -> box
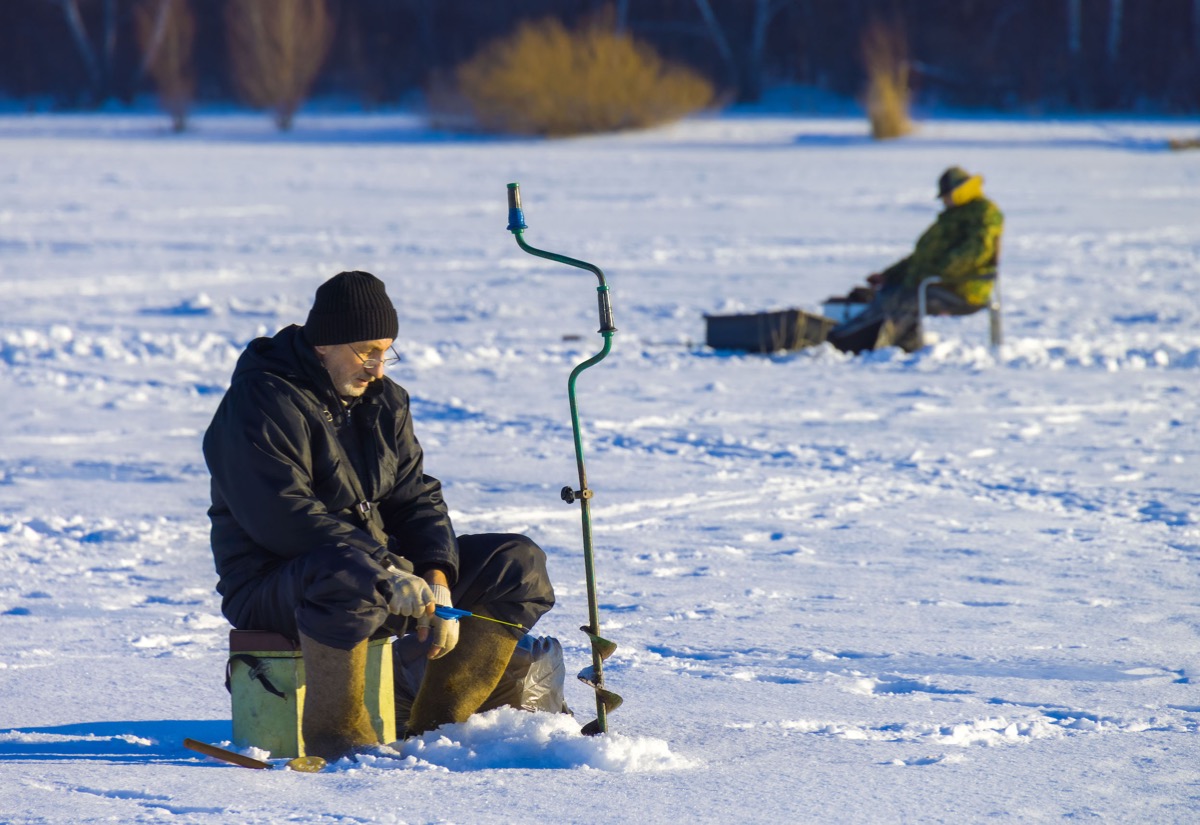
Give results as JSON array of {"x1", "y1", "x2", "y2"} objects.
[{"x1": 314, "y1": 337, "x2": 395, "y2": 398}]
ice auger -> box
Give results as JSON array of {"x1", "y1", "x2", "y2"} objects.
[{"x1": 506, "y1": 182, "x2": 622, "y2": 736}]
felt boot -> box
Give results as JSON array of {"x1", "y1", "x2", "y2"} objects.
[
  {"x1": 299, "y1": 633, "x2": 380, "y2": 761},
  {"x1": 405, "y1": 617, "x2": 519, "y2": 735}
]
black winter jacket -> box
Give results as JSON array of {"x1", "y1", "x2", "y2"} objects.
[{"x1": 203, "y1": 324, "x2": 458, "y2": 622}]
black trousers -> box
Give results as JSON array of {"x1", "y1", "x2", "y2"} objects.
[
  {"x1": 228, "y1": 534, "x2": 555, "y2": 650},
  {"x1": 828, "y1": 283, "x2": 978, "y2": 354}
]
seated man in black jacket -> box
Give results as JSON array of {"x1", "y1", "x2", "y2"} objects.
[{"x1": 203, "y1": 270, "x2": 555, "y2": 760}]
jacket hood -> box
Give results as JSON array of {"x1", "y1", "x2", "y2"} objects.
[
  {"x1": 231, "y1": 324, "x2": 321, "y2": 386},
  {"x1": 945, "y1": 175, "x2": 985, "y2": 207},
  {"x1": 230, "y1": 324, "x2": 384, "y2": 409}
]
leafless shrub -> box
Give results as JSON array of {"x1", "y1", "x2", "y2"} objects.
[
  {"x1": 450, "y1": 11, "x2": 714, "y2": 137},
  {"x1": 861, "y1": 16, "x2": 913, "y2": 141},
  {"x1": 134, "y1": 0, "x2": 196, "y2": 132},
  {"x1": 224, "y1": 0, "x2": 334, "y2": 131}
]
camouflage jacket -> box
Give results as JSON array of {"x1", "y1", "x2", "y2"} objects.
[{"x1": 881, "y1": 196, "x2": 1004, "y2": 306}]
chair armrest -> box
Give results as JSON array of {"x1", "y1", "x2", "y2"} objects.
[{"x1": 917, "y1": 276, "x2": 943, "y2": 319}]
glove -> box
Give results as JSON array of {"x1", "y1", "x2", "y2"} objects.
[
  {"x1": 417, "y1": 583, "x2": 459, "y2": 659},
  {"x1": 382, "y1": 564, "x2": 435, "y2": 618}
]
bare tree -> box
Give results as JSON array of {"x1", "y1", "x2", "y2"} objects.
[
  {"x1": 1107, "y1": 0, "x2": 1123, "y2": 62},
  {"x1": 134, "y1": 0, "x2": 195, "y2": 132},
  {"x1": 746, "y1": 0, "x2": 791, "y2": 103},
  {"x1": 101, "y1": 0, "x2": 116, "y2": 90},
  {"x1": 225, "y1": 0, "x2": 334, "y2": 131},
  {"x1": 691, "y1": 0, "x2": 737, "y2": 90},
  {"x1": 615, "y1": 0, "x2": 631, "y2": 33},
  {"x1": 1066, "y1": 0, "x2": 1082, "y2": 55},
  {"x1": 1195, "y1": 0, "x2": 1200, "y2": 54},
  {"x1": 686, "y1": 0, "x2": 794, "y2": 102},
  {"x1": 40, "y1": 0, "x2": 119, "y2": 102}
]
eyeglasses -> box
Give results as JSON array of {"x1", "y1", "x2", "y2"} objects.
[{"x1": 346, "y1": 344, "x2": 403, "y2": 370}]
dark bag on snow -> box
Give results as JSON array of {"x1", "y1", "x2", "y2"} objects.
[{"x1": 392, "y1": 632, "x2": 571, "y2": 728}]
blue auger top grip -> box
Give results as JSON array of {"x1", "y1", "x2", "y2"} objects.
[{"x1": 507, "y1": 182, "x2": 527, "y2": 232}]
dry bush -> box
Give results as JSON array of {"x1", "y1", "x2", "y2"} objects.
[
  {"x1": 861, "y1": 17, "x2": 913, "y2": 140},
  {"x1": 225, "y1": 0, "x2": 333, "y2": 131},
  {"x1": 134, "y1": 0, "x2": 196, "y2": 132},
  {"x1": 451, "y1": 13, "x2": 714, "y2": 137}
]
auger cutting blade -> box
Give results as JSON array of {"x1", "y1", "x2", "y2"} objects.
[
  {"x1": 577, "y1": 664, "x2": 600, "y2": 687},
  {"x1": 580, "y1": 626, "x2": 618, "y2": 660},
  {"x1": 580, "y1": 689, "x2": 624, "y2": 737},
  {"x1": 597, "y1": 688, "x2": 623, "y2": 713},
  {"x1": 577, "y1": 667, "x2": 623, "y2": 704}
]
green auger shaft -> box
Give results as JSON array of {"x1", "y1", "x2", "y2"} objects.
[{"x1": 506, "y1": 182, "x2": 620, "y2": 735}]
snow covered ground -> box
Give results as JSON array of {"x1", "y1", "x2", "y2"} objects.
[{"x1": 1, "y1": 109, "x2": 1199, "y2": 823}]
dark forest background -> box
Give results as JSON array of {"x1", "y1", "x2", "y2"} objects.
[{"x1": 3, "y1": 0, "x2": 1199, "y2": 114}]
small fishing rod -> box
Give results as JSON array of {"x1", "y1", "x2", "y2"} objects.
[
  {"x1": 434, "y1": 605, "x2": 525, "y2": 631},
  {"x1": 506, "y1": 182, "x2": 622, "y2": 736}
]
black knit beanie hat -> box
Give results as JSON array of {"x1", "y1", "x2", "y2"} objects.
[{"x1": 303, "y1": 271, "x2": 399, "y2": 346}]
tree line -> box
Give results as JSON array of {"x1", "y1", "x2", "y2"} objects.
[{"x1": 3, "y1": 0, "x2": 1198, "y2": 113}]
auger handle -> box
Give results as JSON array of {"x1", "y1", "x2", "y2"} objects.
[
  {"x1": 507, "y1": 182, "x2": 527, "y2": 232},
  {"x1": 596, "y1": 286, "x2": 616, "y2": 334},
  {"x1": 506, "y1": 182, "x2": 616, "y2": 334}
]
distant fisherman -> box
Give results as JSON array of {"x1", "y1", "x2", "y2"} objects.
[
  {"x1": 203, "y1": 270, "x2": 556, "y2": 760},
  {"x1": 827, "y1": 166, "x2": 1005, "y2": 353}
]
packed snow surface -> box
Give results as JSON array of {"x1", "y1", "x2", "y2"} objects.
[{"x1": 1, "y1": 110, "x2": 1199, "y2": 823}]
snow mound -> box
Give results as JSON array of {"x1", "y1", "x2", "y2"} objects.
[
  {"x1": 360, "y1": 708, "x2": 696, "y2": 773},
  {"x1": 0, "y1": 325, "x2": 243, "y2": 370}
]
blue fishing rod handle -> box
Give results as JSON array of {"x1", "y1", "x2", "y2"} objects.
[
  {"x1": 507, "y1": 182, "x2": 527, "y2": 232},
  {"x1": 434, "y1": 605, "x2": 472, "y2": 621}
]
